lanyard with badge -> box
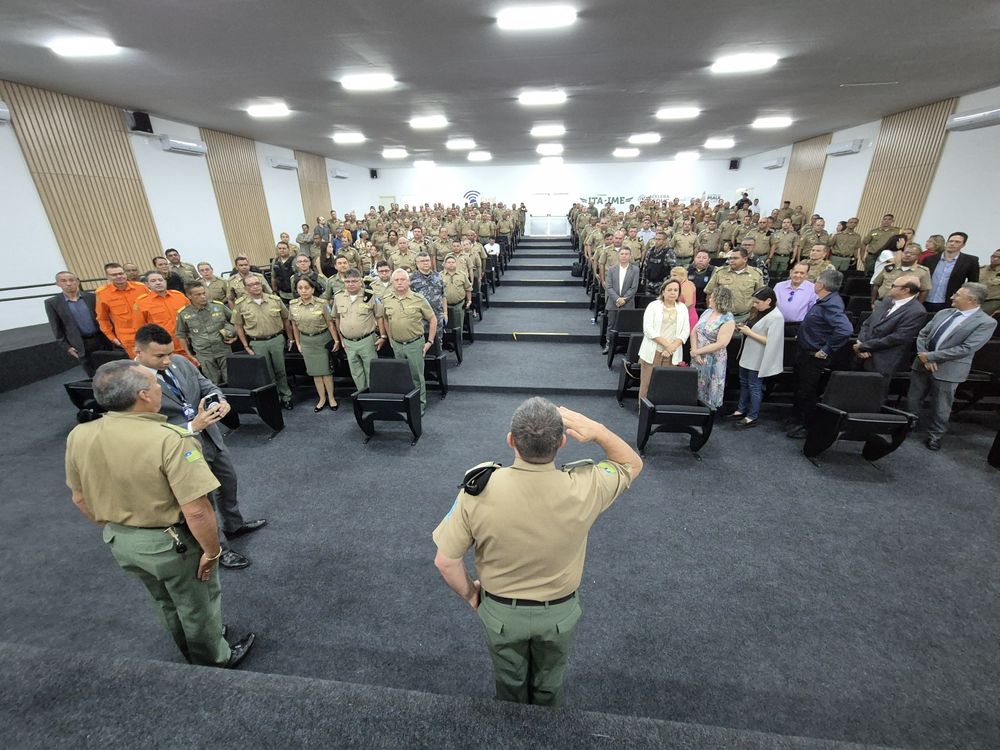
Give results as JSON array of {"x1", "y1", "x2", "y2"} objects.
[{"x1": 160, "y1": 369, "x2": 196, "y2": 421}]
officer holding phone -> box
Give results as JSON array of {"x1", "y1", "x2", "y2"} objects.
[{"x1": 133, "y1": 324, "x2": 266, "y2": 569}]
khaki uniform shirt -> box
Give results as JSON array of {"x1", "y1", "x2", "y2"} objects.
[
  {"x1": 864, "y1": 226, "x2": 902, "y2": 253},
  {"x1": 443, "y1": 270, "x2": 473, "y2": 304},
  {"x1": 497, "y1": 218, "x2": 513, "y2": 237},
  {"x1": 175, "y1": 302, "x2": 233, "y2": 355},
  {"x1": 230, "y1": 294, "x2": 288, "y2": 337},
  {"x1": 288, "y1": 297, "x2": 332, "y2": 334},
  {"x1": 718, "y1": 220, "x2": 741, "y2": 244},
  {"x1": 337, "y1": 246, "x2": 363, "y2": 271},
  {"x1": 790, "y1": 211, "x2": 807, "y2": 230},
  {"x1": 704, "y1": 266, "x2": 765, "y2": 315},
  {"x1": 65, "y1": 411, "x2": 219, "y2": 527},
  {"x1": 368, "y1": 278, "x2": 393, "y2": 300},
  {"x1": 383, "y1": 290, "x2": 434, "y2": 342},
  {"x1": 733, "y1": 223, "x2": 755, "y2": 244},
  {"x1": 831, "y1": 230, "x2": 863, "y2": 257},
  {"x1": 330, "y1": 290, "x2": 384, "y2": 339},
  {"x1": 371, "y1": 231, "x2": 389, "y2": 248},
  {"x1": 770, "y1": 230, "x2": 800, "y2": 256},
  {"x1": 390, "y1": 250, "x2": 418, "y2": 273},
  {"x1": 169, "y1": 262, "x2": 199, "y2": 283},
  {"x1": 805, "y1": 260, "x2": 836, "y2": 282},
  {"x1": 743, "y1": 228, "x2": 771, "y2": 250},
  {"x1": 622, "y1": 237, "x2": 643, "y2": 262},
  {"x1": 982, "y1": 264, "x2": 1000, "y2": 302},
  {"x1": 871, "y1": 264, "x2": 932, "y2": 300},
  {"x1": 477, "y1": 220, "x2": 496, "y2": 239},
  {"x1": 697, "y1": 229, "x2": 722, "y2": 255},
  {"x1": 201, "y1": 278, "x2": 229, "y2": 304},
  {"x1": 432, "y1": 458, "x2": 633, "y2": 600},
  {"x1": 322, "y1": 275, "x2": 347, "y2": 301},
  {"x1": 800, "y1": 228, "x2": 833, "y2": 250},
  {"x1": 671, "y1": 231, "x2": 698, "y2": 258},
  {"x1": 227, "y1": 272, "x2": 271, "y2": 303}
]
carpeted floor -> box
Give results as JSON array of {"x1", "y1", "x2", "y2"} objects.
[{"x1": 3, "y1": 238, "x2": 999, "y2": 748}]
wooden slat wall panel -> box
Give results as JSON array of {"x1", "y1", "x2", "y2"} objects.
[
  {"x1": 294, "y1": 150, "x2": 332, "y2": 229},
  {"x1": 781, "y1": 133, "x2": 831, "y2": 217},
  {"x1": 200, "y1": 128, "x2": 273, "y2": 265},
  {"x1": 857, "y1": 98, "x2": 956, "y2": 232},
  {"x1": 0, "y1": 80, "x2": 162, "y2": 282}
]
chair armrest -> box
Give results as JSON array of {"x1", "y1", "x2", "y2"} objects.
[
  {"x1": 404, "y1": 388, "x2": 420, "y2": 399},
  {"x1": 639, "y1": 397, "x2": 654, "y2": 410},
  {"x1": 881, "y1": 406, "x2": 918, "y2": 423},
  {"x1": 350, "y1": 388, "x2": 369, "y2": 399},
  {"x1": 815, "y1": 403, "x2": 847, "y2": 418}
]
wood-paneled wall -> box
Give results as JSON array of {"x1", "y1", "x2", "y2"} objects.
[
  {"x1": 781, "y1": 133, "x2": 831, "y2": 217},
  {"x1": 857, "y1": 98, "x2": 956, "y2": 233},
  {"x1": 294, "y1": 150, "x2": 332, "y2": 229},
  {"x1": 0, "y1": 80, "x2": 162, "y2": 281},
  {"x1": 200, "y1": 128, "x2": 274, "y2": 265}
]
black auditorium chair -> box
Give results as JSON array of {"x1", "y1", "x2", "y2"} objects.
[
  {"x1": 952, "y1": 340, "x2": 1000, "y2": 412},
  {"x1": 846, "y1": 296, "x2": 872, "y2": 316},
  {"x1": 462, "y1": 308, "x2": 476, "y2": 344},
  {"x1": 352, "y1": 359, "x2": 422, "y2": 445},
  {"x1": 221, "y1": 354, "x2": 284, "y2": 439},
  {"x1": 64, "y1": 349, "x2": 128, "y2": 422},
  {"x1": 606, "y1": 308, "x2": 645, "y2": 369},
  {"x1": 424, "y1": 339, "x2": 449, "y2": 398},
  {"x1": 843, "y1": 277, "x2": 872, "y2": 298},
  {"x1": 616, "y1": 334, "x2": 643, "y2": 407},
  {"x1": 802, "y1": 371, "x2": 916, "y2": 462},
  {"x1": 442, "y1": 322, "x2": 464, "y2": 364},
  {"x1": 637, "y1": 367, "x2": 716, "y2": 457}
]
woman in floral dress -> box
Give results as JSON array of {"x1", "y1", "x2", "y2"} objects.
[{"x1": 690, "y1": 286, "x2": 737, "y2": 407}]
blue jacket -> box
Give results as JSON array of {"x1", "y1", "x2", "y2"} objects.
[{"x1": 797, "y1": 292, "x2": 853, "y2": 356}]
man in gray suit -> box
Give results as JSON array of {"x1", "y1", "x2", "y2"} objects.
[
  {"x1": 907, "y1": 282, "x2": 997, "y2": 450},
  {"x1": 134, "y1": 324, "x2": 266, "y2": 567},
  {"x1": 854, "y1": 274, "x2": 927, "y2": 381},
  {"x1": 603, "y1": 247, "x2": 639, "y2": 354},
  {"x1": 44, "y1": 271, "x2": 109, "y2": 376}
]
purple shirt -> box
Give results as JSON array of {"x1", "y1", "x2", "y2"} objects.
[{"x1": 774, "y1": 280, "x2": 817, "y2": 322}]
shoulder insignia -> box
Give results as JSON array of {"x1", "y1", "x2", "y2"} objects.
[
  {"x1": 459, "y1": 462, "x2": 502, "y2": 496},
  {"x1": 363, "y1": 289, "x2": 374, "y2": 303},
  {"x1": 161, "y1": 422, "x2": 193, "y2": 437},
  {"x1": 596, "y1": 460, "x2": 620, "y2": 476},
  {"x1": 561, "y1": 458, "x2": 594, "y2": 472}
]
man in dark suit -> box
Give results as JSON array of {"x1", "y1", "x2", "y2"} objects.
[
  {"x1": 907, "y1": 282, "x2": 997, "y2": 450},
  {"x1": 603, "y1": 247, "x2": 639, "y2": 354},
  {"x1": 133, "y1": 324, "x2": 267, "y2": 568},
  {"x1": 854, "y1": 274, "x2": 927, "y2": 381},
  {"x1": 44, "y1": 271, "x2": 109, "y2": 376},
  {"x1": 923, "y1": 232, "x2": 980, "y2": 312}
]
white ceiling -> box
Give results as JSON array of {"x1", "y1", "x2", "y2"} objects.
[{"x1": 1, "y1": 0, "x2": 999, "y2": 168}]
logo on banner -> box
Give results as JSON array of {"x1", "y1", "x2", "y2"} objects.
[
  {"x1": 580, "y1": 195, "x2": 634, "y2": 206},
  {"x1": 463, "y1": 190, "x2": 481, "y2": 205}
]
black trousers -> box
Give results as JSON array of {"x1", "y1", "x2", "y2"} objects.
[{"x1": 793, "y1": 348, "x2": 827, "y2": 423}]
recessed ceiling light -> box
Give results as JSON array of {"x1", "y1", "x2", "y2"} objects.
[
  {"x1": 332, "y1": 131, "x2": 365, "y2": 144},
  {"x1": 613, "y1": 148, "x2": 639, "y2": 158},
  {"x1": 246, "y1": 102, "x2": 290, "y2": 118},
  {"x1": 704, "y1": 137, "x2": 735, "y2": 149},
  {"x1": 414, "y1": 160, "x2": 436, "y2": 168},
  {"x1": 468, "y1": 151, "x2": 492, "y2": 162},
  {"x1": 655, "y1": 106, "x2": 700, "y2": 120},
  {"x1": 675, "y1": 151, "x2": 700, "y2": 162},
  {"x1": 531, "y1": 123, "x2": 566, "y2": 137},
  {"x1": 446, "y1": 138, "x2": 477, "y2": 150},
  {"x1": 539, "y1": 156, "x2": 564, "y2": 165},
  {"x1": 518, "y1": 89, "x2": 567, "y2": 106},
  {"x1": 47, "y1": 36, "x2": 121, "y2": 57},
  {"x1": 536, "y1": 143, "x2": 563, "y2": 156},
  {"x1": 752, "y1": 116, "x2": 793, "y2": 129},
  {"x1": 340, "y1": 73, "x2": 397, "y2": 91},
  {"x1": 409, "y1": 114, "x2": 448, "y2": 129},
  {"x1": 382, "y1": 147, "x2": 408, "y2": 159},
  {"x1": 711, "y1": 52, "x2": 779, "y2": 74},
  {"x1": 628, "y1": 133, "x2": 660, "y2": 145},
  {"x1": 497, "y1": 5, "x2": 577, "y2": 30}
]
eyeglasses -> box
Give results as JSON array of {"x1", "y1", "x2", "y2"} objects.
[{"x1": 787, "y1": 289, "x2": 797, "y2": 302}]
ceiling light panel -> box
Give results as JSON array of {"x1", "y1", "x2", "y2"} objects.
[
  {"x1": 536, "y1": 143, "x2": 563, "y2": 156},
  {"x1": 332, "y1": 131, "x2": 365, "y2": 144},
  {"x1": 497, "y1": 5, "x2": 577, "y2": 30},
  {"x1": 382, "y1": 147, "x2": 408, "y2": 159},
  {"x1": 752, "y1": 116, "x2": 793, "y2": 129},
  {"x1": 711, "y1": 52, "x2": 779, "y2": 74},
  {"x1": 704, "y1": 137, "x2": 735, "y2": 149},
  {"x1": 409, "y1": 114, "x2": 448, "y2": 129},
  {"x1": 628, "y1": 132, "x2": 660, "y2": 145},
  {"x1": 518, "y1": 89, "x2": 567, "y2": 106},
  {"x1": 613, "y1": 148, "x2": 639, "y2": 158},
  {"x1": 446, "y1": 138, "x2": 476, "y2": 150},
  {"x1": 675, "y1": 151, "x2": 701, "y2": 162},
  {"x1": 340, "y1": 73, "x2": 397, "y2": 91},
  {"x1": 47, "y1": 36, "x2": 121, "y2": 57},
  {"x1": 247, "y1": 102, "x2": 290, "y2": 118},
  {"x1": 531, "y1": 123, "x2": 566, "y2": 137},
  {"x1": 468, "y1": 151, "x2": 492, "y2": 161},
  {"x1": 655, "y1": 106, "x2": 700, "y2": 120}
]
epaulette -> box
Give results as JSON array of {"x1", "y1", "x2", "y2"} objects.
[
  {"x1": 363, "y1": 289, "x2": 374, "y2": 303},
  {"x1": 161, "y1": 422, "x2": 193, "y2": 437},
  {"x1": 459, "y1": 461, "x2": 502, "y2": 496},
  {"x1": 561, "y1": 459, "x2": 594, "y2": 472}
]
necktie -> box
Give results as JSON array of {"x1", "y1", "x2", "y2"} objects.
[
  {"x1": 159, "y1": 369, "x2": 184, "y2": 402},
  {"x1": 928, "y1": 311, "x2": 962, "y2": 350}
]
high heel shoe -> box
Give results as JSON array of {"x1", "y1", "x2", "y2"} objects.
[
  {"x1": 314, "y1": 405, "x2": 325, "y2": 413},
  {"x1": 329, "y1": 402, "x2": 339, "y2": 411}
]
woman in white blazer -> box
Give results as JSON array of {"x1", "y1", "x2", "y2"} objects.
[{"x1": 638, "y1": 278, "x2": 691, "y2": 400}]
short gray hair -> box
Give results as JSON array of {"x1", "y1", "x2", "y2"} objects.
[
  {"x1": 961, "y1": 282, "x2": 988, "y2": 305},
  {"x1": 816, "y1": 269, "x2": 843, "y2": 293},
  {"x1": 510, "y1": 397, "x2": 564, "y2": 463},
  {"x1": 93, "y1": 360, "x2": 150, "y2": 411}
]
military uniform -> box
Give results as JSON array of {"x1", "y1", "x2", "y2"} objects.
[
  {"x1": 718, "y1": 220, "x2": 741, "y2": 246},
  {"x1": 169, "y1": 262, "x2": 199, "y2": 283},
  {"x1": 65, "y1": 410, "x2": 229, "y2": 667},
  {"x1": 231, "y1": 294, "x2": 292, "y2": 401},
  {"x1": 443, "y1": 269, "x2": 473, "y2": 335},
  {"x1": 769, "y1": 230, "x2": 801, "y2": 275},
  {"x1": 295, "y1": 232, "x2": 314, "y2": 259},
  {"x1": 871, "y1": 264, "x2": 932, "y2": 301},
  {"x1": 410, "y1": 270, "x2": 446, "y2": 343},
  {"x1": 790, "y1": 210, "x2": 806, "y2": 231},
  {"x1": 383, "y1": 290, "x2": 435, "y2": 411},
  {"x1": 799, "y1": 228, "x2": 833, "y2": 256},
  {"x1": 863, "y1": 225, "x2": 902, "y2": 275},
  {"x1": 322, "y1": 274, "x2": 348, "y2": 301},
  {"x1": 804, "y1": 259, "x2": 836, "y2": 283},
  {"x1": 289, "y1": 297, "x2": 334, "y2": 376},
  {"x1": 369, "y1": 277, "x2": 393, "y2": 300},
  {"x1": 704, "y1": 265, "x2": 765, "y2": 317},
  {"x1": 390, "y1": 250, "x2": 418, "y2": 273},
  {"x1": 291, "y1": 270, "x2": 327, "y2": 298},
  {"x1": 981, "y1": 264, "x2": 1000, "y2": 316},
  {"x1": 432, "y1": 456, "x2": 633, "y2": 706},
  {"x1": 697, "y1": 229, "x2": 722, "y2": 257},
  {"x1": 830, "y1": 230, "x2": 863, "y2": 272},
  {"x1": 201, "y1": 278, "x2": 229, "y2": 304},
  {"x1": 175, "y1": 302, "x2": 235, "y2": 384},
  {"x1": 671, "y1": 232, "x2": 699, "y2": 260},
  {"x1": 227, "y1": 273, "x2": 271, "y2": 304},
  {"x1": 270, "y1": 256, "x2": 297, "y2": 301},
  {"x1": 330, "y1": 289, "x2": 384, "y2": 391}
]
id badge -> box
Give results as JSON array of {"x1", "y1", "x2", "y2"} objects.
[{"x1": 182, "y1": 404, "x2": 196, "y2": 420}]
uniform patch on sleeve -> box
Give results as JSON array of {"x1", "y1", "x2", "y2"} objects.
[
  {"x1": 443, "y1": 494, "x2": 460, "y2": 520},
  {"x1": 597, "y1": 461, "x2": 618, "y2": 476},
  {"x1": 184, "y1": 449, "x2": 203, "y2": 463}
]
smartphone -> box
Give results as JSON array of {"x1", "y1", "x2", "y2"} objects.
[{"x1": 203, "y1": 393, "x2": 221, "y2": 410}]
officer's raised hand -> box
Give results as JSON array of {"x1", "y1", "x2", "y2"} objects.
[
  {"x1": 557, "y1": 406, "x2": 603, "y2": 443},
  {"x1": 191, "y1": 395, "x2": 226, "y2": 431}
]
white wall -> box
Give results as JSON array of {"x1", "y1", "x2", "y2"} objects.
[
  {"x1": 0, "y1": 121, "x2": 67, "y2": 329},
  {"x1": 814, "y1": 120, "x2": 880, "y2": 222},
  {"x1": 129, "y1": 116, "x2": 230, "y2": 272},
  {"x1": 255, "y1": 141, "x2": 306, "y2": 241},
  {"x1": 918, "y1": 85, "x2": 1000, "y2": 264},
  {"x1": 326, "y1": 158, "x2": 373, "y2": 218},
  {"x1": 714, "y1": 145, "x2": 794, "y2": 215}
]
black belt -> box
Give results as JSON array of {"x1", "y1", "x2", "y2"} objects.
[
  {"x1": 394, "y1": 335, "x2": 423, "y2": 345},
  {"x1": 249, "y1": 333, "x2": 282, "y2": 341},
  {"x1": 484, "y1": 591, "x2": 576, "y2": 607},
  {"x1": 134, "y1": 520, "x2": 187, "y2": 530},
  {"x1": 344, "y1": 331, "x2": 376, "y2": 342},
  {"x1": 300, "y1": 330, "x2": 329, "y2": 337}
]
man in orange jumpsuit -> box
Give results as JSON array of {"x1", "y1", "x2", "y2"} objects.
[
  {"x1": 132, "y1": 272, "x2": 193, "y2": 362},
  {"x1": 95, "y1": 262, "x2": 148, "y2": 357}
]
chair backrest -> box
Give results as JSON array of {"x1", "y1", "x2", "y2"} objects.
[
  {"x1": 971, "y1": 339, "x2": 1000, "y2": 373},
  {"x1": 626, "y1": 333, "x2": 643, "y2": 360},
  {"x1": 846, "y1": 296, "x2": 871, "y2": 314},
  {"x1": 425, "y1": 338, "x2": 443, "y2": 357},
  {"x1": 369, "y1": 359, "x2": 416, "y2": 393},
  {"x1": 91, "y1": 349, "x2": 128, "y2": 369},
  {"x1": 226, "y1": 354, "x2": 274, "y2": 389},
  {"x1": 821, "y1": 371, "x2": 884, "y2": 412},
  {"x1": 647, "y1": 367, "x2": 699, "y2": 405},
  {"x1": 612, "y1": 308, "x2": 645, "y2": 333}
]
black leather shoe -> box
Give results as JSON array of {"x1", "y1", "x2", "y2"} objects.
[
  {"x1": 314, "y1": 405, "x2": 325, "y2": 413},
  {"x1": 601, "y1": 347, "x2": 609, "y2": 355},
  {"x1": 925, "y1": 436, "x2": 941, "y2": 451},
  {"x1": 227, "y1": 520, "x2": 267, "y2": 538},
  {"x1": 219, "y1": 550, "x2": 251, "y2": 569},
  {"x1": 786, "y1": 426, "x2": 807, "y2": 439},
  {"x1": 226, "y1": 632, "x2": 256, "y2": 668},
  {"x1": 725, "y1": 411, "x2": 745, "y2": 420},
  {"x1": 736, "y1": 418, "x2": 758, "y2": 429},
  {"x1": 281, "y1": 400, "x2": 294, "y2": 410},
  {"x1": 329, "y1": 402, "x2": 339, "y2": 411}
]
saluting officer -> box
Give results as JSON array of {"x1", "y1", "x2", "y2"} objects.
[
  {"x1": 231, "y1": 276, "x2": 294, "y2": 409},
  {"x1": 330, "y1": 269, "x2": 387, "y2": 392},
  {"x1": 383, "y1": 269, "x2": 436, "y2": 414},
  {"x1": 65, "y1": 360, "x2": 255, "y2": 667},
  {"x1": 175, "y1": 282, "x2": 236, "y2": 385},
  {"x1": 433, "y1": 399, "x2": 642, "y2": 706}
]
